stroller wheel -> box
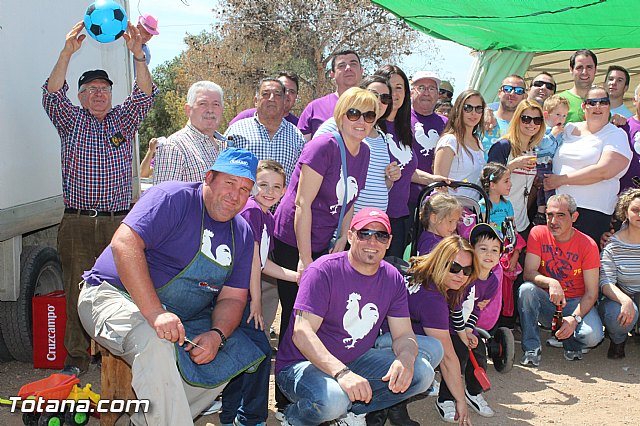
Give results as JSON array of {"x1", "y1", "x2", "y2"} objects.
[{"x1": 488, "y1": 327, "x2": 514, "y2": 373}]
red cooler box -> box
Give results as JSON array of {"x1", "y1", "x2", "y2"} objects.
[{"x1": 32, "y1": 290, "x2": 67, "y2": 369}]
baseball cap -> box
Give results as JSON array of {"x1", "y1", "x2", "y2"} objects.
[
  {"x1": 440, "y1": 81, "x2": 454, "y2": 93},
  {"x1": 350, "y1": 208, "x2": 391, "y2": 234},
  {"x1": 469, "y1": 223, "x2": 504, "y2": 251},
  {"x1": 78, "y1": 70, "x2": 113, "y2": 90},
  {"x1": 138, "y1": 14, "x2": 160, "y2": 35},
  {"x1": 209, "y1": 147, "x2": 258, "y2": 182},
  {"x1": 411, "y1": 71, "x2": 441, "y2": 88}
]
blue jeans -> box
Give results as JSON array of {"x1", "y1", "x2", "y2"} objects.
[
  {"x1": 518, "y1": 282, "x2": 603, "y2": 352},
  {"x1": 598, "y1": 297, "x2": 639, "y2": 344},
  {"x1": 276, "y1": 333, "x2": 441, "y2": 426}
]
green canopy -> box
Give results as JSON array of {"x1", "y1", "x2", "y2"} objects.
[{"x1": 372, "y1": 0, "x2": 640, "y2": 52}]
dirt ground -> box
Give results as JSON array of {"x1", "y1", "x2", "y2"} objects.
[{"x1": 1, "y1": 329, "x2": 639, "y2": 426}]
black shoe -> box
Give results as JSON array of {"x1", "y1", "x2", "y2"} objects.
[
  {"x1": 607, "y1": 340, "x2": 626, "y2": 359},
  {"x1": 365, "y1": 408, "x2": 388, "y2": 426},
  {"x1": 387, "y1": 401, "x2": 420, "y2": 426}
]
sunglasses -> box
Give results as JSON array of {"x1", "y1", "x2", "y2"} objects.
[
  {"x1": 501, "y1": 85, "x2": 526, "y2": 95},
  {"x1": 463, "y1": 104, "x2": 484, "y2": 114},
  {"x1": 439, "y1": 89, "x2": 453, "y2": 98},
  {"x1": 521, "y1": 114, "x2": 544, "y2": 125},
  {"x1": 532, "y1": 80, "x2": 556, "y2": 92},
  {"x1": 584, "y1": 97, "x2": 611, "y2": 107},
  {"x1": 368, "y1": 90, "x2": 392, "y2": 105},
  {"x1": 449, "y1": 261, "x2": 473, "y2": 276},
  {"x1": 356, "y1": 229, "x2": 391, "y2": 243},
  {"x1": 346, "y1": 108, "x2": 377, "y2": 123}
]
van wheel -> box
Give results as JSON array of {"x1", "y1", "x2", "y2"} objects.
[{"x1": 0, "y1": 246, "x2": 63, "y2": 362}]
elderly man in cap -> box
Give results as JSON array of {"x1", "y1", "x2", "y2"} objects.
[
  {"x1": 275, "y1": 208, "x2": 437, "y2": 426},
  {"x1": 78, "y1": 148, "x2": 266, "y2": 425},
  {"x1": 137, "y1": 13, "x2": 159, "y2": 66},
  {"x1": 42, "y1": 21, "x2": 156, "y2": 376}
]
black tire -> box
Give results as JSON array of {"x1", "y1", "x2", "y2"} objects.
[
  {"x1": 492, "y1": 326, "x2": 515, "y2": 373},
  {"x1": 37, "y1": 411, "x2": 63, "y2": 426},
  {"x1": 0, "y1": 246, "x2": 63, "y2": 363},
  {"x1": 0, "y1": 323, "x2": 14, "y2": 361},
  {"x1": 65, "y1": 410, "x2": 89, "y2": 426}
]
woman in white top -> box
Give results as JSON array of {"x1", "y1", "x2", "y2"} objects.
[
  {"x1": 545, "y1": 86, "x2": 632, "y2": 244},
  {"x1": 433, "y1": 89, "x2": 486, "y2": 200}
]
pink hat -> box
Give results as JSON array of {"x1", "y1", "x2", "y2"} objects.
[
  {"x1": 138, "y1": 14, "x2": 159, "y2": 35},
  {"x1": 350, "y1": 208, "x2": 391, "y2": 234}
]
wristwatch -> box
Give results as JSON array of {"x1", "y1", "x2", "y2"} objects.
[
  {"x1": 210, "y1": 327, "x2": 227, "y2": 350},
  {"x1": 571, "y1": 313, "x2": 582, "y2": 324}
]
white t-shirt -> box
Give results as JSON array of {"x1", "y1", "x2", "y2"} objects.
[
  {"x1": 553, "y1": 122, "x2": 632, "y2": 215},
  {"x1": 436, "y1": 133, "x2": 486, "y2": 199}
]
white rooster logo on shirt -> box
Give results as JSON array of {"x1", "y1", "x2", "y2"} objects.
[
  {"x1": 386, "y1": 133, "x2": 413, "y2": 170},
  {"x1": 414, "y1": 122, "x2": 439, "y2": 156},
  {"x1": 259, "y1": 224, "x2": 269, "y2": 269},
  {"x1": 461, "y1": 285, "x2": 477, "y2": 323},
  {"x1": 342, "y1": 292, "x2": 379, "y2": 349},
  {"x1": 201, "y1": 229, "x2": 232, "y2": 266},
  {"x1": 330, "y1": 169, "x2": 358, "y2": 214}
]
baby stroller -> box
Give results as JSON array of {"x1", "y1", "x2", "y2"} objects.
[{"x1": 408, "y1": 180, "x2": 515, "y2": 373}]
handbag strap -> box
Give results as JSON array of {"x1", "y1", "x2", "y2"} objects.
[{"x1": 331, "y1": 130, "x2": 349, "y2": 240}]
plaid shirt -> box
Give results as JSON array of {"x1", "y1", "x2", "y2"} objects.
[
  {"x1": 224, "y1": 115, "x2": 305, "y2": 183},
  {"x1": 153, "y1": 124, "x2": 225, "y2": 184},
  {"x1": 42, "y1": 80, "x2": 156, "y2": 211}
]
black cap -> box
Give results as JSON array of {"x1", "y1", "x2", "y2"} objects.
[{"x1": 78, "y1": 70, "x2": 113, "y2": 90}]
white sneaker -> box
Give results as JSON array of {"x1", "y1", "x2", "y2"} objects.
[
  {"x1": 426, "y1": 378, "x2": 440, "y2": 396},
  {"x1": 335, "y1": 412, "x2": 366, "y2": 426},
  {"x1": 274, "y1": 410, "x2": 285, "y2": 421},
  {"x1": 280, "y1": 417, "x2": 293, "y2": 426},
  {"x1": 520, "y1": 347, "x2": 541, "y2": 367},
  {"x1": 465, "y1": 388, "x2": 495, "y2": 417},
  {"x1": 201, "y1": 399, "x2": 222, "y2": 415},
  {"x1": 546, "y1": 336, "x2": 562, "y2": 348},
  {"x1": 435, "y1": 400, "x2": 457, "y2": 423}
]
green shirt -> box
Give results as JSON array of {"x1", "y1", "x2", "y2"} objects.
[{"x1": 558, "y1": 90, "x2": 584, "y2": 123}]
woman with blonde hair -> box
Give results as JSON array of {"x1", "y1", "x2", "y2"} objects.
[{"x1": 488, "y1": 99, "x2": 546, "y2": 234}]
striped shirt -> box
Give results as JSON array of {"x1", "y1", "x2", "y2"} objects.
[
  {"x1": 42, "y1": 80, "x2": 156, "y2": 211},
  {"x1": 153, "y1": 124, "x2": 225, "y2": 184},
  {"x1": 224, "y1": 115, "x2": 305, "y2": 184},
  {"x1": 315, "y1": 118, "x2": 390, "y2": 212},
  {"x1": 600, "y1": 235, "x2": 640, "y2": 296}
]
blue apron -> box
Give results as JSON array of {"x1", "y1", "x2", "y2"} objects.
[{"x1": 155, "y1": 209, "x2": 265, "y2": 388}]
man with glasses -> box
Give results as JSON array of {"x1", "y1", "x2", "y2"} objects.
[
  {"x1": 528, "y1": 72, "x2": 556, "y2": 106},
  {"x1": 275, "y1": 208, "x2": 436, "y2": 426},
  {"x1": 439, "y1": 81, "x2": 454, "y2": 102},
  {"x1": 481, "y1": 74, "x2": 527, "y2": 155},
  {"x1": 298, "y1": 50, "x2": 363, "y2": 140},
  {"x1": 559, "y1": 49, "x2": 598, "y2": 123},
  {"x1": 229, "y1": 71, "x2": 301, "y2": 126},
  {"x1": 42, "y1": 21, "x2": 156, "y2": 376}
]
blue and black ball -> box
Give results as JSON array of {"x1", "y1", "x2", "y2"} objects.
[{"x1": 84, "y1": 0, "x2": 128, "y2": 43}]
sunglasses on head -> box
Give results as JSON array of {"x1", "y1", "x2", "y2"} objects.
[
  {"x1": 501, "y1": 85, "x2": 526, "y2": 95},
  {"x1": 346, "y1": 108, "x2": 377, "y2": 123},
  {"x1": 463, "y1": 104, "x2": 484, "y2": 114},
  {"x1": 532, "y1": 80, "x2": 556, "y2": 91},
  {"x1": 584, "y1": 97, "x2": 611, "y2": 107},
  {"x1": 520, "y1": 114, "x2": 544, "y2": 125},
  {"x1": 449, "y1": 261, "x2": 473, "y2": 276},
  {"x1": 355, "y1": 229, "x2": 391, "y2": 243},
  {"x1": 368, "y1": 90, "x2": 392, "y2": 105},
  {"x1": 439, "y1": 89, "x2": 453, "y2": 98}
]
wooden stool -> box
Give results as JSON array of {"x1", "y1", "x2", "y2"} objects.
[{"x1": 96, "y1": 344, "x2": 137, "y2": 426}]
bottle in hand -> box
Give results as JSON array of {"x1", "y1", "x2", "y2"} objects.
[{"x1": 551, "y1": 305, "x2": 563, "y2": 336}]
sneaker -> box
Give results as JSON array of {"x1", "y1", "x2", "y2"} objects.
[
  {"x1": 59, "y1": 365, "x2": 84, "y2": 377},
  {"x1": 274, "y1": 410, "x2": 285, "y2": 421},
  {"x1": 435, "y1": 400, "x2": 457, "y2": 423},
  {"x1": 546, "y1": 336, "x2": 562, "y2": 348},
  {"x1": 426, "y1": 378, "x2": 440, "y2": 396},
  {"x1": 520, "y1": 347, "x2": 541, "y2": 367},
  {"x1": 233, "y1": 420, "x2": 265, "y2": 426},
  {"x1": 335, "y1": 412, "x2": 366, "y2": 426},
  {"x1": 270, "y1": 327, "x2": 277, "y2": 338},
  {"x1": 201, "y1": 399, "x2": 222, "y2": 416},
  {"x1": 280, "y1": 417, "x2": 293, "y2": 426},
  {"x1": 564, "y1": 350, "x2": 583, "y2": 361},
  {"x1": 465, "y1": 388, "x2": 495, "y2": 417}
]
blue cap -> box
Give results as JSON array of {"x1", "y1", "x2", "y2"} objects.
[
  {"x1": 209, "y1": 147, "x2": 258, "y2": 182},
  {"x1": 470, "y1": 223, "x2": 504, "y2": 251}
]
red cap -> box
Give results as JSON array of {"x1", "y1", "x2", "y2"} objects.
[{"x1": 350, "y1": 208, "x2": 391, "y2": 233}]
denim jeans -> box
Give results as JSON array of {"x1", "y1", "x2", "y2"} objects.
[
  {"x1": 276, "y1": 333, "x2": 441, "y2": 426},
  {"x1": 518, "y1": 282, "x2": 603, "y2": 352},
  {"x1": 598, "y1": 297, "x2": 639, "y2": 344}
]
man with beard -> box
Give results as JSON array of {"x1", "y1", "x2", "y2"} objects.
[
  {"x1": 481, "y1": 74, "x2": 527, "y2": 156},
  {"x1": 154, "y1": 81, "x2": 226, "y2": 183}
]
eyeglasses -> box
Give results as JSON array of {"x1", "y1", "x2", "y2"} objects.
[
  {"x1": 368, "y1": 90, "x2": 392, "y2": 105},
  {"x1": 463, "y1": 104, "x2": 484, "y2": 114},
  {"x1": 413, "y1": 85, "x2": 438, "y2": 94},
  {"x1": 449, "y1": 261, "x2": 473, "y2": 276},
  {"x1": 346, "y1": 108, "x2": 377, "y2": 123},
  {"x1": 520, "y1": 115, "x2": 544, "y2": 125},
  {"x1": 501, "y1": 85, "x2": 526, "y2": 95},
  {"x1": 439, "y1": 89, "x2": 453, "y2": 98},
  {"x1": 81, "y1": 86, "x2": 112, "y2": 94},
  {"x1": 532, "y1": 80, "x2": 556, "y2": 92},
  {"x1": 355, "y1": 229, "x2": 391, "y2": 243},
  {"x1": 584, "y1": 97, "x2": 611, "y2": 107}
]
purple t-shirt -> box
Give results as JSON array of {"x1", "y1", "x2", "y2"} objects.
[
  {"x1": 417, "y1": 231, "x2": 443, "y2": 255},
  {"x1": 460, "y1": 272, "x2": 500, "y2": 333},
  {"x1": 297, "y1": 93, "x2": 339, "y2": 136},
  {"x1": 229, "y1": 108, "x2": 298, "y2": 127},
  {"x1": 385, "y1": 120, "x2": 419, "y2": 218},
  {"x1": 620, "y1": 116, "x2": 640, "y2": 193},
  {"x1": 274, "y1": 132, "x2": 370, "y2": 252},
  {"x1": 408, "y1": 282, "x2": 452, "y2": 335},
  {"x1": 83, "y1": 182, "x2": 253, "y2": 289},
  {"x1": 410, "y1": 110, "x2": 448, "y2": 204},
  {"x1": 239, "y1": 197, "x2": 274, "y2": 269},
  {"x1": 275, "y1": 252, "x2": 409, "y2": 374}
]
